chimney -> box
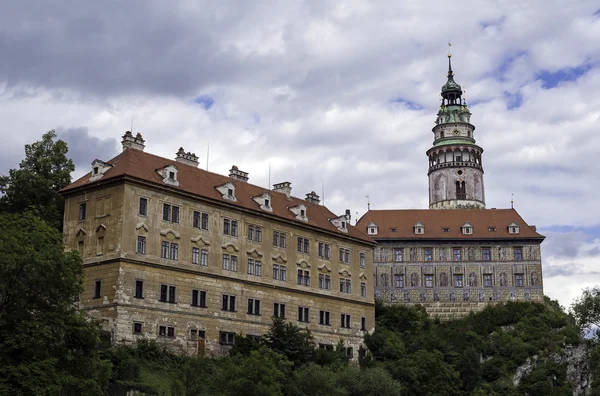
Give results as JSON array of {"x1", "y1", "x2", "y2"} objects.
[
  {"x1": 121, "y1": 131, "x2": 146, "y2": 152},
  {"x1": 345, "y1": 209, "x2": 351, "y2": 223},
  {"x1": 305, "y1": 191, "x2": 320, "y2": 204},
  {"x1": 273, "y1": 181, "x2": 292, "y2": 198},
  {"x1": 229, "y1": 165, "x2": 249, "y2": 182},
  {"x1": 175, "y1": 147, "x2": 199, "y2": 167}
]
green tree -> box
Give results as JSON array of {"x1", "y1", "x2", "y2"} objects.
[
  {"x1": 570, "y1": 288, "x2": 600, "y2": 339},
  {"x1": 0, "y1": 212, "x2": 111, "y2": 395},
  {"x1": 0, "y1": 130, "x2": 74, "y2": 230},
  {"x1": 262, "y1": 317, "x2": 316, "y2": 367}
]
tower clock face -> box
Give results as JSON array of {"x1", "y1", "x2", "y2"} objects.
[{"x1": 452, "y1": 129, "x2": 460, "y2": 136}]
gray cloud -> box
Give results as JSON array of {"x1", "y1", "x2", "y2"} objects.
[{"x1": 57, "y1": 127, "x2": 119, "y2": 173}]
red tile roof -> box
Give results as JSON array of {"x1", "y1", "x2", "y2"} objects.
[
  {"x1": 356, "y1": 209, "x2": 544, "y2": 240},
  {"x1": 62, "y1": 148, "x2": 374, "y2": 244}
]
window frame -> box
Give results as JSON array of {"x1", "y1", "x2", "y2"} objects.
[
  {"x1": 139, "y1": 197, "x2": 148, "y2": 216},
  {"x1": 79, "y1": 202, "x2": 87, "y2": 221}
]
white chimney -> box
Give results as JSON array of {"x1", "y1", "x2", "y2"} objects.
[
  {"x1": 273, "y1": 181, "x2": 292, "y2": 198},
  {"x1": 305, "y1": 191, "x2": 320, "y2": 204},
  {"x1": 229, "y1": 165, "x2": 249, "y2": 182},
  {"x1": 121, "y1": 131, "x2": 145, "y2": 151},
  {"x1": 175, "y1": 147, "x2": 199, "y2": 167}
]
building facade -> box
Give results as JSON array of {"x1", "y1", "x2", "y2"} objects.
[
  {"x1": 357, "y1": 55, "x2": 545, "y2": 317},
  {"x1": 61, "y1": 132, "x2": 375, "y2": 357}
]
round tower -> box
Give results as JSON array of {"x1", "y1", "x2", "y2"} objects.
[{"x1": 427, "y1": 54, "x2": 485, "y2": 209}]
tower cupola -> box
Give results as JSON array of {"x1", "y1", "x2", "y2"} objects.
[{"x1": 427, "y1": 51, "x2": 486, "y2": 210}]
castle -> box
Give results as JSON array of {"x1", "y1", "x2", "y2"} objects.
[
  {"x1": 60, "y1": 54, "x2": 544, "y2": 354},
  {"x1": 356, "y1": 54, "x2": 545, "y2": 317}
]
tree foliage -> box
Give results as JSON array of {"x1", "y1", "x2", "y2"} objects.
[
  {"x1": 571, "y1": 287, "x2": 600, "y2": 339},
  {"x1": 0, "y1": 130, "x2": 74, "y2": 230},
  {"x1": 0, "y1": 212, "x2": 111, "y2": 395}
]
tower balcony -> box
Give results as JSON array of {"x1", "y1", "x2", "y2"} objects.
[{"x1": 428, "y1": 160, "x2": 483, "y2": 175}]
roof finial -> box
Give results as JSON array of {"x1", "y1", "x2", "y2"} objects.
[{"x1": 447, "y1": 42, "x2": 453, "y2": 77}]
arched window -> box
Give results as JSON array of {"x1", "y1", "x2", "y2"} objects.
[
  {"x1": 440, "y1": 131, "x2": 445, "y2": 138},
  {"x1": 456, "y1": 181, "x2": 466, "y2": 200}
]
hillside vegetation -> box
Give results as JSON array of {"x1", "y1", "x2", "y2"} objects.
[{"x1": 102, "y1": 299, "x2": 598, "y2": 396}]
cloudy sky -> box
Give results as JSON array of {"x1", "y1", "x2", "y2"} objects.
[{"x1": 1, "y1": 0, "x2": 599, "y2": 310}]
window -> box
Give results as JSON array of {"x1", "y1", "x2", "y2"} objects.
[
  {"x1": 273, "y1": 303, "x2": 286, "y2": 319},
  {"x1": 273, "y1": 231, "x2": 287, "y2": 248},
  {"x1": 93, "y1": 166, "x2": 99, "y2": 175},
  {"x1": 273, "y1": 231, "x2": 279, "y2": 247},
  {"x1": 454, "y1": 275, "x2": 463, "y2": 288},
  {"x1": 297, "y1": 237, "x2": 310, "y2": 253},
  {"x1": 133, "y1": 322, "x2": 143, "y2": 334},
  {"x1": 298, "y1": 307, "x2": 310, "y2": 322},
  {"x1": 345, "y1": 347, "x2": 354, "y2": 358},
  {"x1": 264, "y1": 199, "x2": 270, "y2": 208},
  {"x1": 162, "y1": 204, "x2": 179, "y2": 223},
  {"x1": 297, "y1": 269, "x2": 310, "y2": 286},
  {"x1": 361, "y1": 282, "x2": 367, "y2": 297},
  {"x1": 79, "y1": 203, "x2": 86, "y2": 220},
  {"x1": 482, "y1": 248, "x2": 491, "y2": 261},
  {"x1": 341, "y1": 314, "x2": 351, "y2": 328},
  {"x1": 170, "y1": 243, "x2": 178, "y2": 261},
  {"x1": 318, "y1": 242, "x2": 331, "y2": 259},
  {"x1": 223, "y1": 219, "x2": 230, "y2": 235},
  {"x1": 135, "y1": 280, "x2": 144, "y2": 298},
  {"x1": 222, "y1": 254, "x2": 238, "y2": 271},
  {"x1": 201, "y1": 213, "x2": 209, "y2": 230},
  {"x1": 192, "y1": 247, "x2": 200, "y2": 264},
  {"x1": 273, "y1": 264, "x2": 286, "y2": 281},
  {"x1": 442, "y1": 227, "x2": 450, "y2": 232},
  {"x1": 193, "y1": 211, "x2": 201, "y2": 228},
  {"x1": 340, "y1": 278, "x2": 351, "y2": 294},
  {"x1": 77, "y1": 240, "x2": 84, "y2": 255},
  {"x1": 160, "y1": 284, "x2": 177, "y2": 303},
  {"x1": 453, "y1": 248, "x2": 462, "y2": 261},
  {"x1": 161, "y1": 241, "x2": 169, "y2": 259},
  {"x1": 360, "y1": 252, "x2": 366, "y2": 268},
  {"x1": 515, "y1": 274, "x2": 524, "y2": 287},
  {"x1": 93, "y1": 280, "x2": 101, "y2": 299},
  {"x1": 484, "y1": 274, "x2": 492, "y2": 287},
  {"x1": 280, "y1": 233, "x2": 286, "y2": 248},
  {"x1": 424, "y1": 249, "x2": 432, "y2": 261},
  {"x1": 248, "y1": 259, "x2": 262, "y2": 276},
  {"x1": 139, "y1": 198, "x2": 147, "y2": 216},
  {"x1": 300, "y1": 209, "x2": 306, "y2": 217},
  {"x1": 394, "y1": 274, "x2": 404, "y2": 288},
  {"x1": 248, "y1": 225, "x2": 262, "y2": 242},
  {"x1": 425, "y1": 275, "x2": 433, "y2": 288},
  {"x1": 159, "y1": 325, "x2": 175, "y2": 338},
  {"x1": 200, "y1": 249, "x2": 208, "y2": 266},
  {"x1": 319, "y1": 310, "x2": 330, "y2": 325},
  {"x1": 247, "y1": 298, "x2": 261, "y2": 315},
  {"x1": 394, "y1": 248, "x2": 403, "y2": 262},
  {"x1": 169, "y1": 171, "x2": 175, "y2": 180},
  {"x1": 514, "y1": 248, "x2": 523, "y2": 261},
  {"x1": 161, "y1": 242, "x2": 178, "y2": 260},
  {"x1": 137, "y1": 236, "x2": 146, "y2": 255},
  {"x1": 361, "y1": 317, "x2": 366, "y2": 331},
  {"x1": 462, "y1": 226, "x2": 473, "y2": 235},
  {"x1": 488, "y1": 227, "x2": 496, "y2": 232},
  {"x1": 390, "y1": 228, "x2": 397, "y2": 232},
  {"x1": 191, "y1": 290, "x2": 207, "y2": 307},
  {"x1": 318, "y1": 274, "x2": 331, "y2": 289},
  {"x1": 231, "y1": 220, "x2": 238, "y2": 236},
  {"x1": 222, "y1": 295, "x2": 236, "y2": 311},
  {"x1": 220, "y1": 331, "x2": 235, "y2": 345},
  {"x1": 227, "y1": 188, "x2": 234, "y2": 197},
  {"x1": 339, "y1": 248, "x2": 350, "y2": 263}
]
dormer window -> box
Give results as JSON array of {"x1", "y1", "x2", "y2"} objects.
[
  {"x1": 366, "y1": 222, "x2": 378, "y2": 236},
  {"x1": 288, "y1": 204, "x2": 308, "y2": 222},
  {"x1": 264, "y1": 199, "x2": 270, "y2": 208},
  {"x1": 89, "y1": 159, "x2": 114, "y2": 182},
  {"x1": 216, "y1": 182, "x2": 236, "y2": 202},
  {"x1": 329, "y1": 213, "x2": 349, "y2": 233},
  {"x1": 488, "y1": 227, "x2": 496, "y2": 232},
  {"x1": 442, "y1": 227, "x2": 450, "y2": 232},
  {"x1": 414, "y1": 221, "x2": 425, "y2": 235},
  {"x1": 390, "y1": 228, "x2": 397, "y2": 232},
  {"x1": 461, "y1": 222, "x2": 473, "y2": 235},
  {"x1": 157, "y1": 164, "x2": 179, "y2": 187},
  {"x1": 341, "y1": 221, "x2": 346, "y2": 229},
  {"x1": 508, "y1": 222, "x2": 520, "y2": 234}
]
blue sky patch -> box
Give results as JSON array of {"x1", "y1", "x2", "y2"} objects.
[
  {"x1": 391, "y1": 98, "x2": 423, "y2": 110},
  {"x1": 503, "y1": 91, "x2": 522, "y2": 109},
  {"x1": 495, "y1": 51, "x2": 527, "y2": 81},
  {"x1": 193, "y1": 95, "x2": 215, "y2": 110},
  {"x1": 536, "y1": 64, "x2": 591, "y2": 89}
]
